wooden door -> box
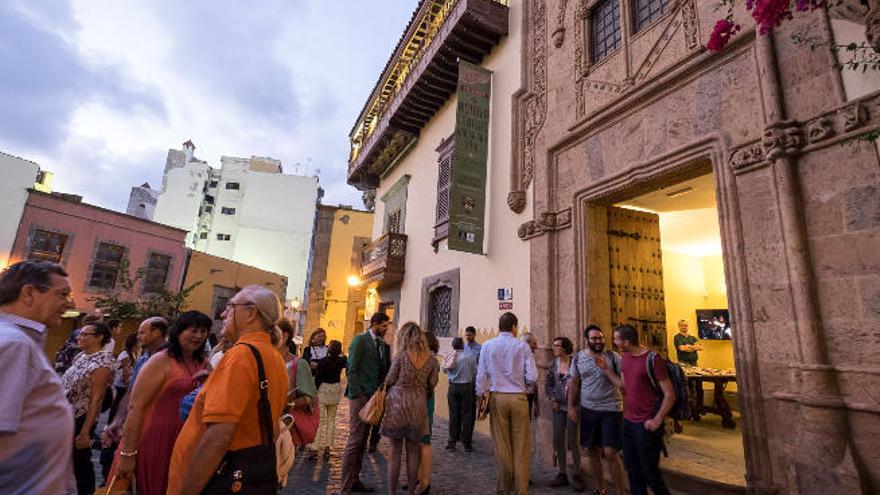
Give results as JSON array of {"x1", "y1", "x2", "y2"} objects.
[{"x1": 607, "y1": 207, "x2": 667, "y2": 355}]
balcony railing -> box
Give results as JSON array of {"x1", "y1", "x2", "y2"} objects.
[{"x1": 361, "y1": 233, "x2": 407, "y2": 288}]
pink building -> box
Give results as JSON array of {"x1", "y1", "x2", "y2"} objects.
[{"x1": 9, "y1": 190, "x2": 188, "y2": 312}]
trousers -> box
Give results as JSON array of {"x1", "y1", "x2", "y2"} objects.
[
  {"x1": 489, "y1": 393, "x2": 531, "y2": 495},
  {"x1": 340, "y1": 395, "x2": 371, "y2": 492},
  {"x1": 621, "y1": 419, "x2": 670, "y2": 495},
  {"x1": 447, "y1": 382, "x2": 476, "y2": 445},
  {"x1": 552, "y1": 409, "x2": 581, "y2": 476}
]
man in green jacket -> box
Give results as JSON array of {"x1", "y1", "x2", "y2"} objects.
[{"x1": 340, "y1": 312, "x2": 392, "y2": 493}]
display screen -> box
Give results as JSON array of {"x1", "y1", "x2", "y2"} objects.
[{"x1": 696, "y1": 309, "x2": 731, "y2": 340}]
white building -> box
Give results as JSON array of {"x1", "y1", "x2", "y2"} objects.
[
  {"x1": 125, "y1": 182, "x2": 160, "y2": 220},
  {"x1": 0, "y1": 152, "x2": 51, "y2": 268},
  {"x1": 153, "y1": 141, "x2": 319, "y2": 301}
]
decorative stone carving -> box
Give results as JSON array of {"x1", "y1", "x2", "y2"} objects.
[
  {"x1": 681, "y1": 0, "x2": 699, "y2": 51},
  {"x1": 507, "y1": 191, "x2": 527, "y2": 214},
  {"x1": 361, "y1": 189, "x2": 376, "y2": 212},
  {"x1": 573, "y1": 0, "x2": 587, "y2": 117},
  {"x1": 868, "y1": 6, "x2": 880, "y2": 51},
  {"x1": 582, "y1": 80, "x2": 627, "y2": 96},
  {"x1": 827, "y1": 0, "x2": 870, "y2": 23},
  {"x1": 518, "y1": 208, "x2": 573, "y2": 240},
  {"x1": 522, "y1": 0, "x2": 548, "y2": 189},
  {"x1": 729, "y1": 142, "x2": 765, "y2": 170},
  {"x1": 553, "y1": 0, "x2": 568, "y2": 47},
  {"x1": 762, "y1": 120, "x2": 804, "y2": 161},
  {"x1": 841, "y1": 102, "x2": 868, "y2": 131},
  {"x1": 806, "y1": 117, "x2": 835, "y2": 143}
]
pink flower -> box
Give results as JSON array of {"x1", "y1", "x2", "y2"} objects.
[
  {"x1": 707, "y1": 19, "x2": 741, "y2": 51},
  {"x1": 750, "y1": 0, "x2": 792, "y2": 34}
]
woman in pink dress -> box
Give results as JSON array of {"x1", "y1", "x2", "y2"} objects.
[{"x1": 113, "y1": 311, "x2": 211, "y2": 494}]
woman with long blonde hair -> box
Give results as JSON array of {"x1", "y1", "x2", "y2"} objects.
[{"x1": 380, "y1": 322, "x2": 439, "y2": 495}]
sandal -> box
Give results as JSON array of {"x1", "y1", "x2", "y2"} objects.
[{"x1": 323, "y1": 448, "x2": 331, "y2": 460}]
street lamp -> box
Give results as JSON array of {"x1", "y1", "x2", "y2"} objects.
[{"x1": 347, "y1": 275, "x2": 361, "y2": 287}]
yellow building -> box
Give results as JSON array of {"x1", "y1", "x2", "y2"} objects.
[
  {"x1": 304, "y1": 206, "x2": 373, "y2": 348},
  {"x1": 182, "y1": 250, "x2": 287, "y2": 332}
]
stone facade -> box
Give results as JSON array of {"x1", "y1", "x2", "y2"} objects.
[{"x1": 514, "y1": 0, "x2": 880, "y2": 493}]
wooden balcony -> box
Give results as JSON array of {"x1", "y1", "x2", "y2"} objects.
[
  {"x1": 361, "y1": 233, "x2": 408, "y2": 288},
  {"x1": 348, "y1": 0, "x2": 509, "y2": 189}
]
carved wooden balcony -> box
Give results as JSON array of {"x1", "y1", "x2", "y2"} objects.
[
  {"x1": 348, "y1": 0, "x2": 509, "y2": 189},
  {"x1": 361, "y1": 233, "x2": 408, "y2": 288}
]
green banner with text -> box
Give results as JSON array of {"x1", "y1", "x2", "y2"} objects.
[{"x1": 448, "y1": 61, "x2": 491, "y2": 254}]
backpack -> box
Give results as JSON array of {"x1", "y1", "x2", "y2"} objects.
[{"x1": 646, "y1": 351, "x2": 691, "y2": 421}]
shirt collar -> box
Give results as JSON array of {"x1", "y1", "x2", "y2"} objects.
[
  {"x1": 238, "y1": 330, "x2": 272, "y2": 345},
  {"x1": 368, "y1": 328, "x2": 379, "y2": 341},
  {"x1": 0, "y1": 312, "x2": 47, "y2": 334}
]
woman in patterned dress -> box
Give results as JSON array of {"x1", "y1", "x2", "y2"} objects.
[
  {"x1": 62, "y1": 321, "x2": 115, "y2": 495},
  {"x1": 380, "y1": 322, "x2": 440, "y2": 495}
]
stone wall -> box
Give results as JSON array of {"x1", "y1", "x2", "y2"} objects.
[{"x1": 516, "y1": 0, "x2": 880, "y2": 493}]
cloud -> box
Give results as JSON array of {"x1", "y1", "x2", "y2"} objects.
[{"x1": 0, "y1": 0, "x2": 416, "y2": 211}]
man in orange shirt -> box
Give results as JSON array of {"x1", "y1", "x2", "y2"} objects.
[{"x1": 167, "y1": 285, "x2": 289, "y2": 495}]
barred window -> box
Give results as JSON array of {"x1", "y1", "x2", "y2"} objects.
[
  {"x1": 428, "y1": 286, "x2": 453, "y2": 337},
  {"x1": 633, "y1": 0, "x2": 668, "y2": 32},
  {"x1": 387, "y1": 209, "x2": 402, "y2": 234},
  {"x1": 221, "y1": 207, "x2": 236, "y2": 215},
  {"x1": 88, "y1": 243, "x2": 126, "y2": 289},
  {"x1": 28, "y1": 230, "x2": 68, "y2": 264},
  {"x1": 591, "y1": 0, "x2": 621, "y2": 62},
  {"x1": 225, "y1": 182, "x2": 240, "y2": 190},
  {"x1": 434, "y1": 137, "x2": 454, "y2": 242},
  {"x1": 216, "y1": 234, "x2": 231, "y2": 241},
  {"x1": 143, "y1": 253, "x2": 171, "y2": 293}
]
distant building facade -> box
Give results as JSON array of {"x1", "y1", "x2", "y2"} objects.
[
  {"x1": 126, "y1": 182, "x2": 160, "y2": 220},
  {"x1": 182, "y1": 250, "x2": 287, "y2": 333},
  {"x1": 0, "y1": 152, "x2": 53, "y2": 267},
  {"x1": 153, "y1": 141, "x2": 320, "y2": 302},
  {"x1": 303, "y1": 205, "x2": 373, "y2": 348}
]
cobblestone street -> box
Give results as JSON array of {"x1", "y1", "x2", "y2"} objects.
[{"x1": 283, "y1": 399, "x2": 568, "y2": 495}]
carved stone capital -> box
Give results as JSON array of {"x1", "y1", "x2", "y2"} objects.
[
  {"x1": 729, "y1": 142, "x2": 765, "y2": 170},
  {"x1": 840, "y1": 102, "x2": 869, "y2": 132},
  {"x1": 518, "y1": 207, "x2": 572, "y2": 240},
  {"x1": 762, "y1": 120, "x2": 804, "y2": 161},
  {"x1": 507, "y1": 191, "x2": 527, "y2": 214}
]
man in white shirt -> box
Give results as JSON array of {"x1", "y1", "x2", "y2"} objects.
[
  {"x1": 476, "y1": 312, "x2": 537, "y2": 495},
  {"x1": 0, "y1": 260, "x2": 76, "y2": 495}
]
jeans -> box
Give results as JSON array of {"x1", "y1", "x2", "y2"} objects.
[
  {"x1": 448, "y1": 382, "x2": 476, "y2": 445},
  {"x1": 552, "y1": 409, "x2": 581, "y2": 477},
  {"x1": 621, "y1": 419, "x2": 670, "y2": 495},
  {"x1": 72, "y1": 415, "x2": 96, "y2": 495}
]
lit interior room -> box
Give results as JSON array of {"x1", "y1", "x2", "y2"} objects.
[{"x1": 617, "y1": 173, "x2": 745, "y2": 489}]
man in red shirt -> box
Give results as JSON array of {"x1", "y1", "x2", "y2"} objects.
[{"x1": 613, "y1": 325, "x2": 675, "y2": 495}]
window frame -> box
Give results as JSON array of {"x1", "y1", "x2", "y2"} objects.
[
  {"x1": 86, "y1": 241, "x2": 127, "y2": 291},
  {"x1": 27, "y1": 229, "x2": 69, "y2": 264},
  {"x1": 216, "y1": 233, "x2": 231, "y2": 241},
  {"x1": 220, "y1": 207, "x2": 236, "y2": 215},
  {"x1": 225, "y1": 182, "x2": 241, "y2": 190},
  {"x1": 632, "y1": 0, "x2": 668, "y2": 34},
  {"x1": 141, "y1": 251, "x2": 173, "y2": 294},
  {"x1": 433, "y1": 135, "x2": 455, "y2": 244},
  {"x1": 589, "y1": 0, "x2": 622, "y2": 64}
]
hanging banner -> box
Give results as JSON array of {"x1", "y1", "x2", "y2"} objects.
[{"x1": 448, "y1": 60, "x2": 492, "y2": 254}]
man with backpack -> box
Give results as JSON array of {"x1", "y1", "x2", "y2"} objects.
[{"x1": 611, "y1": 324, "x2": 675, "y2": 495}]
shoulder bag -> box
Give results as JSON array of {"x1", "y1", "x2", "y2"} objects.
[
  {"x1": 202, "y1": 343, "x2": 278, "y2": 494},
  {"x1": 358, "y1": 382, "x2": 387, "y2": 426},
  {"x1": 288, "y1": 360, "x2": 320, "y2": 446}
]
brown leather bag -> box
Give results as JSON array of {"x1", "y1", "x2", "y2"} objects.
[{"x1": 358, "y1": 383, "x2": 387, "y2": 426}]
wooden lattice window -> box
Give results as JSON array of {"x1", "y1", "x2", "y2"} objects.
[
  {"x1": 434, "y1": 136, "x2": 454, "y2": 242},
  {"x1": 428, "y1": 286, "x2": 453, "y2": 337},
  {"x1": 142, "y1": 253, "x2": 171, "y2": 293},
  {"x1": 88, "y1": 243, "x2": 126, "y2": 290},
  {"x1": 591, "y1": 0, "x2": 621, "y2": 62},
  {"x1": 387, "y1": 209, "x2": 402, "y2": 234},
  {"x1": 28, "y1": 230, "x2": 68, "y2": 264},
  {"x1": 633, "y1": 0, "x2": 668, "y2": 32}
]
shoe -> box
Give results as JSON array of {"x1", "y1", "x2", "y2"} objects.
[
  {"x1": 591, "y1": 489, "x2": 608, "y2": 495},
  {"x1": 549, "y1": 473, "x2": 569, "y2": 487},
  {"x1": 463, "y1": 443, "x2": 473, "y2": 452},
  {"x1": 445, "y1": 441, "x2": 456, "y2": 451},
  {"x1": 571, "y1": 475, "x2": 585, "y2": 491},
  {"x1": 323, "y1": 447, "x2": 331, "y2": 460},
  {"x1": 351, "y1": 480, "x2": 375, "y2": 492},
  {"x1": 415, "y1": 483, "x2": 431, "y2": 495},
  {"x1": 367, "y1": 444, "x2": 378, "y2": 453}
]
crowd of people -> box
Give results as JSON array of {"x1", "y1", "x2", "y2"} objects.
[{"x1": 0, "y1": 259, "x2": 679, "y2": 495}]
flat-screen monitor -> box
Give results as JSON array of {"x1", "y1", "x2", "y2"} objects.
[{"x1": 696, "y1": 309, "x2": 731, "y2": 340}]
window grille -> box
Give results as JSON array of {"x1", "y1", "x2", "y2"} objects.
[
  {"x1": 221, "y1": 207, "x2": 236, "y2": 215},
  {"x1": 28, "y1": 230, "x2": 68, "y2": 264},
  {"x1": 216, "y1": 234, "x2": 231, "y2": 241},
  {"x1": 591, "y1": 0, "x2": 621, "y2": 62},
  {"x1": 225, "y1": 182, "x2": 240, "y2": 190},
  {"x1": 434, "y1": 137, "x2": 454, "y2": 242},
  {"x1": 633, "y1": 0, "x2": 668, "y2": 32},
  {"x1": 88, "y1": 243, "x2": 126, "y2": 289},
  {"x1": 428, "y1": 286, "x2": 453, "y2": 337},
  {"x1": 387, "y1": 209, "x2": 402, "y2": 234}
]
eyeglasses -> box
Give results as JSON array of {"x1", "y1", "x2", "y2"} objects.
[{"x1": 225, "y1": 302, "x2": 253, "y2": 311}]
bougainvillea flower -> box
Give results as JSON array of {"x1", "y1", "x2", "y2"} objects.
[
  {"x1": 707, "y1": 19, "x2": 742, "y2": 51},
  {"x1": 750, "y1": 0, "x2": 793, "y2": 34}
]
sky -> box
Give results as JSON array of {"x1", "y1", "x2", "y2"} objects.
[{"x1": 0, "y1": 0, "x2": 416, "y2": 210}]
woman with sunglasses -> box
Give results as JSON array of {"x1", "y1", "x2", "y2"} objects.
[{"x1": 62, "y1": 321, "x2": 114, "y2": 495}]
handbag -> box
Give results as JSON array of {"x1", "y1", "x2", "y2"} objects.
[
  {"x1": 358, "y1": 383, "x2": 387, "y2": 426},
  {"x1": 477, "y1": 393, "x2": 491, "y2": 421},
  {"x1": 203, "y1": 343, "x2": 278, "y2": 495},
  {"x1": 288, "y1": 361, "x2": 320, "y2": 446}
]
